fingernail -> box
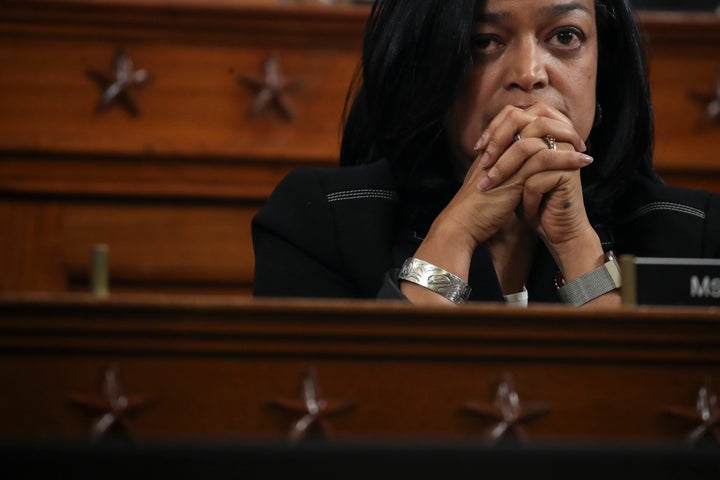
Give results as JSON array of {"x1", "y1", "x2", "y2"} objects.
[
  {"x1": 479, "y1": 152, "x2": 491, "y2": 167},
  {"x1": 477, "y1": 176, "x2": 492, "y2": 191},
  {"x1": 579, "y1": 154, "x2": 594, "y2": 164},
  {"x1": 580, "y1": 140, "x2": 587, "y2": 152},
  {"x1": 474, "y1": 134, "x2": 488, "y2": 151}
]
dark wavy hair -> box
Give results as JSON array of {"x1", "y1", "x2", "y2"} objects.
[{"x1": 340, "y1": 0, "x2": 659, "y2": 224}]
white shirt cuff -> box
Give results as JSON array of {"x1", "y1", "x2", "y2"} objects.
[{"x1": 503, "y1": 286, "x2": 528, "y2": 308}]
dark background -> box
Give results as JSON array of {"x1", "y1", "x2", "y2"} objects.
[
  {"x1": 631, "y1": 0, "x2": 719, "y2": 10},
  {"x1": 351, "y1": 1, "x2": 720, "y2": 10},
  {"x1": 350, "y1": 1, "x2": 720, "y2": 9}
]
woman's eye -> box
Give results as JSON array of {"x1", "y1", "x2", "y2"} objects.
[
  {"x1": 472, "y1": 35, "x2": 503, "y2": 54},
  {"x1": 549, "y1": 28, "x2": 584, "y2": 48}
]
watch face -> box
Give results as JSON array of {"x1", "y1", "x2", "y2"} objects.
[
  {"x1": 607, "y1": 251, "x2": 618, "y2": 266},
  {"x1": 605, "y1": 251, "x2": 622, "y2": 289}
]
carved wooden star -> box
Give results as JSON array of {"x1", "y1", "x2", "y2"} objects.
[
  {"x1": 663, "y1": 378, "x2": 720, "y2": 445},
  {"x1": 269, "y1": 368, "x2": 355, "y2": 443},
  {"x1": 690, "y1": 72, "x2": 720, "y2": 124},
  {"x1": 67, "y1": 363, "x2": 155, "y2": 441},
  {"x1": 87, "y1": 49, "x2": 151, "y2": 117},
  {"x1": 238, "y1": 55, "x2": 301, "y2": 122},
  {"x1": 462, "y1": 373, "x2": 551, "y2": 444}
]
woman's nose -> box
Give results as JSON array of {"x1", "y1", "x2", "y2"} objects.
[{"x1": 504, "y1": 38, "x2": 549, "y2": 91}]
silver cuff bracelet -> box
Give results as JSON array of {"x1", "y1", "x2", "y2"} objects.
[{"x1": 398, "y1": 257, "x2": 471, "y2": 304}]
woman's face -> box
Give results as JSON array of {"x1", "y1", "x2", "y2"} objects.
[{"x1": 446, "y1": 0, "x2": 598, "y2": 168}]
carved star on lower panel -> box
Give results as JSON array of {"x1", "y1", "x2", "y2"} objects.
[
  {"x1": 67, "y1": 363, "x2": 155, "y2": 441},
  {"x1": 462, "y1": 373, "x2": 551, "y2": 444},
  {"x1": 238, "y1": 55, "x2": 301, "y2": 122},
  {"x1": 663, "y1": 378, "x2": 720, "y2": 445},
  {"x1": 87, "y1": 48, "x2": 151, "y2": 117},
  {"x1": 269, "y1": 368, "x2": 355, "y2": 443}
]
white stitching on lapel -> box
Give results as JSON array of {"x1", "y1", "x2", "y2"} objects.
[
  {"x1": 628, "y1": 202, "x2": 705, "y2": 221},
  {"x1": 326, "y1": 189, "x2": 398, "y2": 203}
]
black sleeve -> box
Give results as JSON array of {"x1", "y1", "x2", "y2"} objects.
[
  {"x1": 252, "y1": 168, "x2": 361, "y2": 298},
  {"x1": 703, "y1": 191, "x2": 720, "y2": 258},
  {"x1": 377, "y1": 268, "x2": 410, "y2": 301}
]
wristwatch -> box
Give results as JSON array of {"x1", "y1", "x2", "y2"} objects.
[{"x1": 555, "y1": 251, "x2": 621, "y2": 306}]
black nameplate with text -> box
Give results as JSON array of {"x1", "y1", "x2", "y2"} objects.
[{"x1": 621, "y1": 256, "x2": 720, "y2": 306}]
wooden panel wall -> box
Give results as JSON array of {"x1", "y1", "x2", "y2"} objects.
[
  {"x1": 0, "y1": 3, "x2": 718, "y2": 295},
  {"x1": 0, "y1": 1, "x2": 367, "y2": 295},
  {"x1": 640, "y1": 12, "x2": 720, "y2": 192}
]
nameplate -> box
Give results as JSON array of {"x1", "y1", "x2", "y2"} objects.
[{"x1": 620, "y1": 256, "x2": 720, "y2": 306}]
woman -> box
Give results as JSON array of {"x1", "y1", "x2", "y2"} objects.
[{"x1": 252, "y1": 0, "x2": 720, "y2": 306}]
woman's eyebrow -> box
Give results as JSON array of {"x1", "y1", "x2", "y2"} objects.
[
  {"x1": 475, "y1": 2, "x2": 592, "y2": 24},
  {"x1": 540, "y1": 2, "x2": 593, "y2": 18}
]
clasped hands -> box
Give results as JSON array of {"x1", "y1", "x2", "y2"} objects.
[
  {"x1": 419, "y1": 102, "x2": 605, "y2": 296},
  {"x1": 468, "y1": 102, "x2": 594, "y2": 248}
]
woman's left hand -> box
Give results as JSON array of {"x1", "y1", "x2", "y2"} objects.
[
  {"x1": 521, "y1": 167, "x2": 592, "y2": 249},
  {"x1": 467, "y1": 99, "x2": 620, "y2": 305},
  {"x1": 472, "y1": 103, "x2": 601, "y2": 277},
  {"x1": 521, "y1": 165, "x2": 606, "y2": 285}
]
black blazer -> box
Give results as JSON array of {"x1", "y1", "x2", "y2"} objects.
[{"x1": 252, "y1": 160, "x2": 720, "y2": 302}]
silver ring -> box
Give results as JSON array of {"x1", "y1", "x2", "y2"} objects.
[
  {"x1": 544, "y1": 134, "x2": 557, "y2": 150},
  {"x1": 512, "y1": 132, "x2": 521, "y2": 143}
]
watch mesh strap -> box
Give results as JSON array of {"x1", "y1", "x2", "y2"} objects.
[
  {"x1": 398, "y1": 257, "x2": 471, "y2": 304},
  {"x1": 558, "y1": 257, "x2": 621, "y2": 306}
]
